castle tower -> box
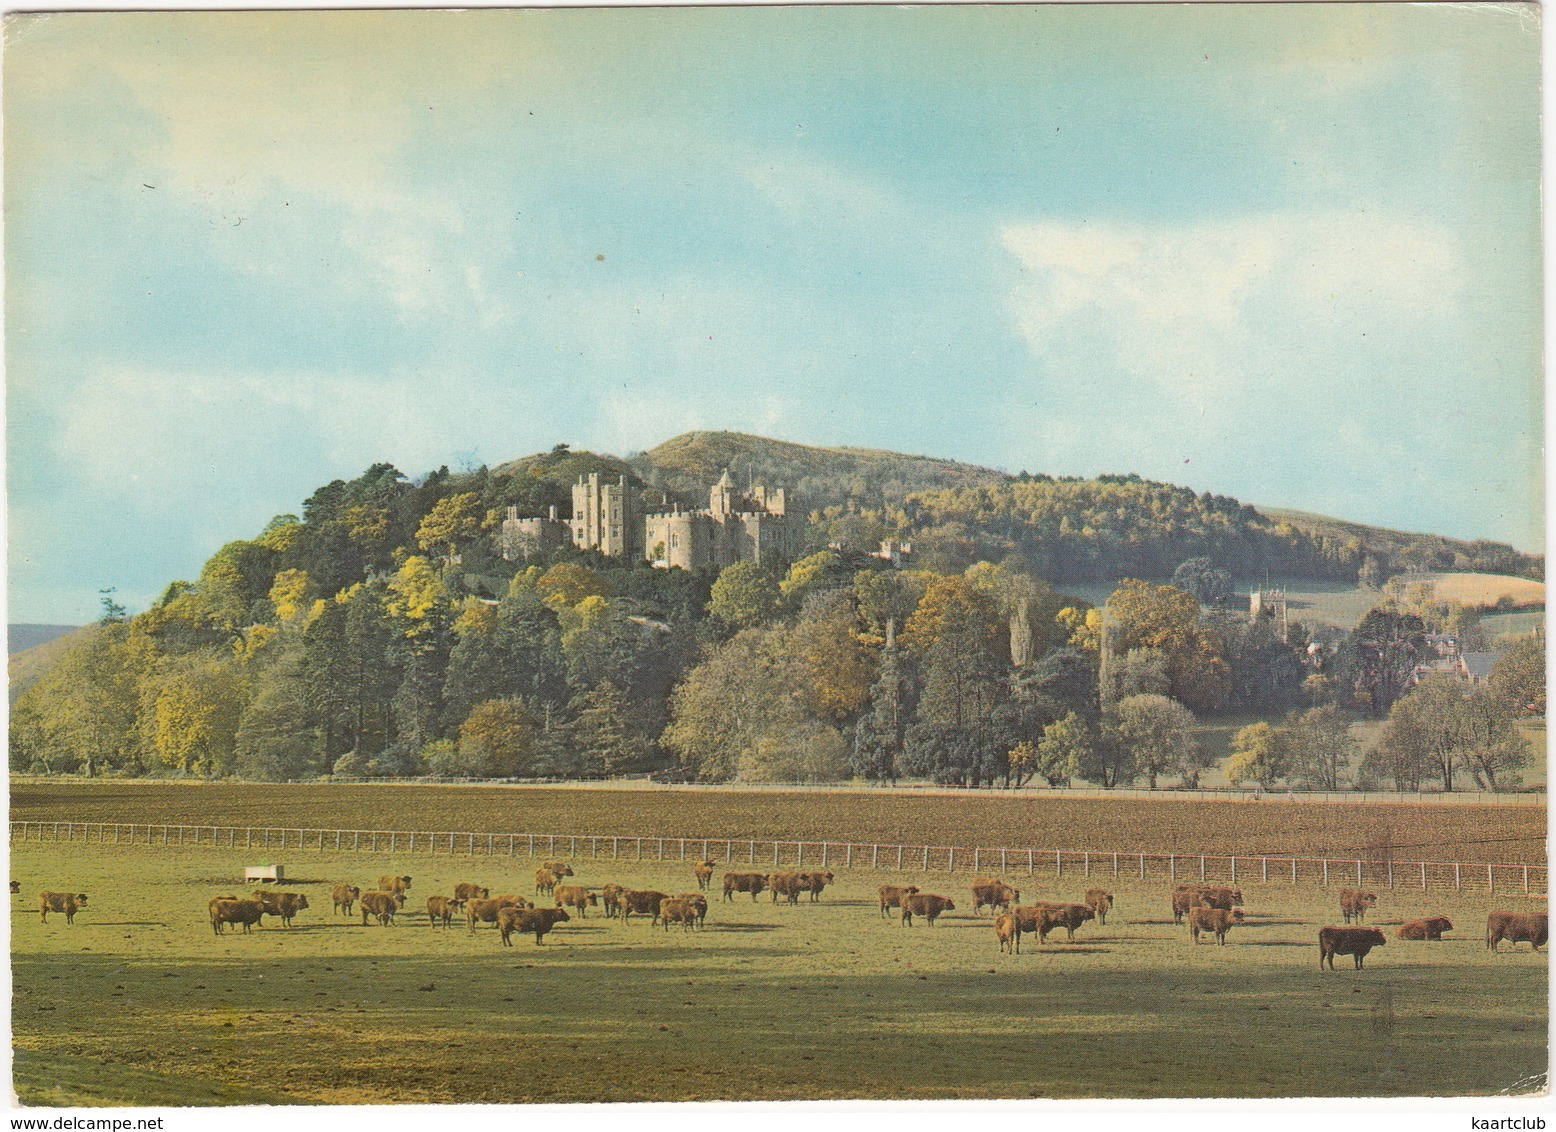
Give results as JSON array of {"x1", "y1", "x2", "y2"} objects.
[
  {"x1": 709, "y1": 468, "x2": 740, "y2": 521},
  {"x1": 1250, "y1": 588, "x2": 1289, "y2": 642},
  {"x1": 570, "y1": 473, "x2": 640, "y2": 559}
]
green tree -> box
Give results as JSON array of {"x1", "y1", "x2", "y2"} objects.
[
  {"x1": 1348, "y1": 607, "x2": 1430, "y2": 717},
  {"x1": 1032, "y1": 711, "x2": 1094, "y2": 787},
  {"x1": 1224, "y1": 721, "x2": 1285, "y2": 789},
  {"x1": 851, "y1": 643, "x2": 913, "y2": 783},
  {"x1": 13, "y1": 622, "x2": 143, "y2": 776},
  {"x1": 707, "y1": 560, "x2": 780, "y2": 631},
  {"x1": 1171, "y1": 557, "x2": 1233, "y2": 606},
  {"x1": 1490, "y1": 635, "x2": 1545, "y2": 716},
  {"x1": 569, "y1": 681, "x2": 653, "y2": 776},
  {"x1": 457, "y1": 699, "x2": 542, "y2": 777},
  {"x1": 1108, "y1": 694, "x2": 1203, "y2": 788},
  {"x1": 779, "y1": 549, "x2": 853, "y2": 608},
  {"x1": 235, "y1": 646, "x2": 322, "y2": 781},
  {"x1": 414, "y1": 492, "x2": 483, "y2": 559},
  {"x1": 1283, "y1": 703, "x2": 1356, "y2": 790}
]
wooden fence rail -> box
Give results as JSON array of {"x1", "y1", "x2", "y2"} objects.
[{"x1": 10, "y1": 820, "x2": 1546, "y2": 894}]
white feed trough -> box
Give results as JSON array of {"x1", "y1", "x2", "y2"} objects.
[{"x1": 245, "y1": 864, "x2": 285, "y2": 884}]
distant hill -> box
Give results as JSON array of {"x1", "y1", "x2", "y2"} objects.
[
  {"x1": 1261, "y1": 508, "x2": 1541, "y2": 583},
  {"x1": 9, "y1": 625, "x2": 83, "y2": 703},
  {"x1": 8, "y1": 624, "x2": 78, "y2": 655},
  {"x1": 631, "y1": 430, "x2": 1007, "y2": 510}
]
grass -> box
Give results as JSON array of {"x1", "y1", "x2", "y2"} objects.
[
  {"x1": 10, "y1": 841, "x2": 1547, "y2": 1105},
  {"x1": 1410, "y1": 573, "x2": 1545, "y2": 611},
  {"x1": 10, "y1": 782, "x2": 1547, "y2": 863}
]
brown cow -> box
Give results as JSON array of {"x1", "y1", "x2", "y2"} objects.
[
  {"x1": 658, "y1": 896, "x2": 700, "y2": 932},
  {"x1": 1033, "y1": 902, "x2": 1095, "y2": 944},
  {"x1": 554, "y1": 885, "x2": 600, "y2": 917},
  {"x1": 900, "y1": 893, "x2": 955, "y2": 927},
  {"x1": 9, "y1": 881, "x2": 20, "y2": 895},
  {"x1": 675, "y1": 892, "x2": 709, "y2": 926},
  {"x1": 534, "y1": 868, "x2": 560, "y2": 896},
  {"x1": 540, "y1": 861, "x2": 575, "y2": 879},
  {"x1": 994, "y1": 912, "x2": 1020, "y2": 954},
  {"x1": 723, "y1": 872, "x2": 768, "y2": 902},
  {"x1": 1085, "y1": 888, "x2": 1115, "y2": 925},
  {"x1": 1195, "y1": 885, "x2": 1243, "y2": 912},
  {"x1": 879, "y1": 884, "x2": 920, "y2": 919},
  {"x1": 1319, "y1": 926, "x2": 1387, "y2": 969},
  {"x1": 1010, "y1": 904, "x2": 1045, "y2": 938},
  {"x1": 621, "y1": 889, "x2": 671, "y2": 925},
  {"x1": 37, "y1": 891, "x2": 88, "y2": 925},
  {"x1": 378, "y1": 875, "x2": 412, "y2": 896},
  {"x1": 1396, "y1": 916, "x2": 1453, "y2": 941},
  {"x1": 332, "y1": 884, "x2": 361, "y2": 915},
  {"x1": 1486, "y1": 910, "x2": 1548, "y2": 952},
  {"x1": 252, "y1": 889, "x2": 309, "y2": 927},
  {"x1": 359, "y1": 890, "x2": 403, "y2": 927},
  {"x1": 1339, "y1": 888, "x2": 1377, "y2": 924},
  {"x1": 1188, "y1": 906, "x2": 1243, "y2": 945},
  {"x1": 768, "y1": 872, "x2": 810, "y2": 905},
  {"x1": 971, "y1": 881, "x2": 1020, "y2": 916},
  {"x1": 600, "y1": 882, "x2": 627, "y2": 920},
  {"x1": 209, "y1": 897, "x2": 263, "y2": 935},
  {"x1": 466, "y1": 896, "x2": 523, "y2": 932},
  {"x1": 426, "y1": 895, "x2": 460, "y2": 928},
  {"x1": 692, "y1": 860, "x2": 717, "y2": 890},
  {"x1": 803, "y1": 871, "x2": 835, "y2": 902},
  {"x1": 498, "y1": 905, "x2": 570, "y2": 946},
  {"x1": 453, "y1": 883, "x2": 489, "y2": 904}
]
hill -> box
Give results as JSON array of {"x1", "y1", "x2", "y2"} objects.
[
  {"x1": 9, "y1": 626, "x2": 84, "y2": 702},
  {"x1": 632, "y1": 430, "x2": 1006, "y2": 510},
  {"x1": 1261, "y1": 508, "x2": 1541, "y2": 582},
  {"x1": 9, "y1": 624, "x2": 78, "y2": 655}
]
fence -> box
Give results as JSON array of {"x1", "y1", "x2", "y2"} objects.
[{"x1": 9, "y1": 820, "x2": 1546, "y2": 894}]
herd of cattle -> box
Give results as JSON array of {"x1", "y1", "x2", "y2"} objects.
[{"x1": 22, "y1": 865, "x2": 1550, "y2": 966}]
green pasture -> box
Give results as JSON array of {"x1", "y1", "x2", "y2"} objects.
[{"x1": 11, "y1": 842, "x2": 1547, "y2": 1105}]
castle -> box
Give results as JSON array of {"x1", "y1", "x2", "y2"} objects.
[{"x1": 499, "y1": 470, "x2": 801, "y2": 570}]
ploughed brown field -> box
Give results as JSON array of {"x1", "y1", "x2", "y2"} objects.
[{"x1": 9, "y1": 781, "x2": 1546, "y2": 865}]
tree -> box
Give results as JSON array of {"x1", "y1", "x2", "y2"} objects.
[
  {"x1": 146, "y1": 655, "x2": 248, "y2": 777},
  {"x1": 661, "y1": 628, "x2": 803, "y2": 782},
  {"x1": 414, "y1": 492, "x2": 483, "y2": 560},
  {"x1": 707, "y1": 561, "x2": 780, "y2": 631},
  {"x1": 14, "y1": 622, "x2": 143, "y2": 776},
  {"x1": 1108, "y1": 694, "x2": 1203, "y2": 788},
  {"x1": 1103, "y1": 579, "x2": 1229, "y2": 712},
  {"x1": 1172, "y1": 558, "x2": 1233, "y2": 607},
  {"x1": 785, "y1": 591, "x2": 877, "y2": 723},
  {"x1": 1283, "y1": 704, "x2": 1355, "y2": 790},
  {"x1": 1348, "y1": 607, "x2": 1430, "y2": 717},
  {"x1": 569, "y1": 681, "x2": 653, "y2": 776},
  {"x1": 1032, "y1": 712, "x2": 1094, "y2": 787},
  {"x1": 1224, "y1": 721, "x2": 1285, "y2": 789},
  {"x1": 1490, "y1": 635, "x2": 1545, "y2": 716},
  {"x1": 1367, "y1": 675, "x2": 1528, "y2": 792},
  {"x1": 235, "y1": 647, "x2": 322, "y2": 781},
  {"x1": 457, "y1": 699, "x2": 542, "y2": 777},
  {"x1": 779, "y1": 549, "x2": 853, "y2": 608},
  {"x1": 535, "y1": 562, "x2": 609, "y2": 610},
  {"x1": 852, "y1": 643, "x2": 913, "y2": 783}
]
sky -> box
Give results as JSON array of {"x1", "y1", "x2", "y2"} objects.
[{"x1": 5, "y1": 4, "x2": 1544, "y2": 625}]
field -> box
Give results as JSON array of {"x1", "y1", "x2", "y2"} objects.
[
  {"x1": 1412, "y1": 572, "x2": 1545, "y2": 611},
  {"x1": 10, "y1": 839, "x2": 1548, "y2": 1106},
  {"x1": 10, "y1": 781, "x2": 1548, "y2": 864}
]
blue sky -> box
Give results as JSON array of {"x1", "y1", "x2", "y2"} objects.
[{"x1": 6, "y1": 5, "x2": 1544, "y2": 624}]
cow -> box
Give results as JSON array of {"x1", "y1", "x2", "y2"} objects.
[
  {"x1": 1010, "y1": 904, "x2": 1046, "y2": 937},
  {"x1": 879, "y1": 884, "x2": 920, "y2": 919},
  {"x1": 1085, "y1": 888, "x2": 1115, "y2": 925},
  {"x1": 1396, "y1": 916, "x2": 1453, "y2": 941},
  {"x1": 498, "y1": 905, "x2": 570, "y2": 946},
  {"x1": 675, "y1": 892, "x2": 710, "y2": 927},
  {"x1": 1319, "y1": 926, "x2": 1387, "y2": 969},
  {"x1": 540, "y1": 861, "x2": 575, "y2": 880},
  {"x1": 994, "y1": 912, "x2": 1020, "y2": 954},
  {"x1": 658, "y1": 896, "x2": 700, "y2": 932},
  {"x1": 359, "y1": 890, "x2": 403, "y2": 927},
  {"x1": 209, "y1": 897, "x2": 263, "y2": 936},
  {"x1": 1194, "y1": 885, "x2": 1243, "y2": 912},
  {"x1": 9, "y1": 881, "x2": 20, "y2": 895},
  {"x1": 971, "y1": 881, "x2": 1020, "y2": 917},
  {"x1": 489, "y1": 893, "x2": 532, "y2": 908},
  {"x1": 251, "y1": 889, "x2": 309, "y2": 927},
  {"x1": 38, "y1": 891, "x2": 88, "y2": 925},
  {"x1": 768, "y1": 872, "x2": 809, "y2": 905},
  {"x1": 554, "y1": 885, "x2": 599, "y2": 917},
  {"x1": 803, "y1": 871, "x2": 835, "y2": 902},
  {"x1": 1486, "y1": 911, "x2": 1548, "y2": 952},
  {"x1": 1170, "y1": 887, "x2": 1200, "y2": 924},
  {"x1": 332, "y1": 884, "x2": 361, "y2": 915},
  {"x1": 377, "y1": 875, "x2": 412, "y2": 897},
  {"x1": 621, "y1": 889, "x2": 671, "y2": 926},
  {"x1": 1339, "y1": 888, "x2": 1377, "y2": 924},
  {"x1": 426, "y1": 895, "x2": 460, "y2": 928},
  {"x1": 1188, "y1": 906, "x2": 1243, "y2": 945},
  {"x1": 900, "y1": 893, "x2": 955, "y2": 927},
  {"x1": 723, "y1": 872, "x2": 768, "y2": 902},
  {"x1": 600, "y1": 882, "x2": 626, "y2": 920},
  {"x1": 1033, "y1": 902, "x2": 1095, "y2": 944},
  {"x1": 534, "y1": 868, "x2": 559, "y2": 896},
  {"x1": 692, "y1": 860, "x2": 717, "y2": 890},
  {"x1": 466, "y1": 896, "x2": 523, "y2": 932},
  {"x1": 453, "y1": 883, "x2": 489, "y2": 904}
]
